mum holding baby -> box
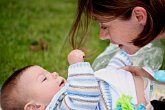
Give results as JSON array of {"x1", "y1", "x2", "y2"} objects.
[
  {"x1": 68, "y1": 0, "x2": 165, "y2": 109},
  {"x1": 68, "y1": 0, "x2": 165, "y2": 82}
]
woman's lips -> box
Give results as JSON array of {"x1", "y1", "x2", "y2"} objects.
[{"x1": 119, "y1": 44, "x2": 123, "y2": 48}]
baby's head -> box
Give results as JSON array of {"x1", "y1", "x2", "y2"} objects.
[{"x1": 1, "y1": 65, "x2": 65, "y2": 110}]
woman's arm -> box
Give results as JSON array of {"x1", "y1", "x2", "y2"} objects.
[{"x1": 123, "y1": 66, "x2": 165, "y2": 84}]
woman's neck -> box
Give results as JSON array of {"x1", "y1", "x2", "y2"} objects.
[{"x1": 157, "y1": 31, "x2": 165, "y2": 39}]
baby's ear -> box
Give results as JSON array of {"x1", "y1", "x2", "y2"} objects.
[
  {"x1": 24, "y1": 101, "x2": 45, "y2": 110},
  {"x1": 24, "y1": 101, "x2": 35, "y2": 110}
]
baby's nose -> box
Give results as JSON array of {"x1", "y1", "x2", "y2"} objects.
[{"x1": 52, "y1": 72, "x2": 59, "y2": 78}]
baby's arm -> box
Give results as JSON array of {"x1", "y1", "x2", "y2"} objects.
[{"x1": 60, "y1": 50, "x2": 100, "y2": 109}]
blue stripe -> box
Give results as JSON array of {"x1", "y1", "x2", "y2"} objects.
[
  {"x1": 110, "y1": 59, "x2": 125, "y2": 67},
  {"x1": 68, "y1": 77, "x2": 97, "y2": 82},
  {"x1": 65, "y1": 96, "x2": 98, "y2": 110},
  {"x1": 67, "y1": 90, "x2": 100, "y2": 97}
]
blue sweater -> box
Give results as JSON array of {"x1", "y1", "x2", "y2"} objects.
[
  {"x1": 46, "y1": 50, "x2": 132, "y2": 110},
  {"x1": 46, "y1": 62, "x2": 112, "y2": 110}
]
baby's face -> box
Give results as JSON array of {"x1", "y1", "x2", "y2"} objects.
[{"x1": 19, "y1": 65, "x2": 66, "y2": 106}]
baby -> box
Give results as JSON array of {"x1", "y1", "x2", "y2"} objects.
[{"x1": 1, "y1": 50, "x2": 154, "y2": 110}]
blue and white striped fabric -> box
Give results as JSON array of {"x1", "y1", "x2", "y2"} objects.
[
  {"x1": 46, "y1": 62, "x2": 101, "y2": 110},
  {"x1": 95, "y1": 50, "x2": 137, "y2": 109},
  {"x1": 108, "y1": 50, "x2": 132, "y2": 68},
  {"x1": 45, "y1": 83, "x2": 68, "y2": 110},
  {"x1": 46, "y1": 50, "x2": 132, "y2": 110},
  {"x1": 98, "y1": 81, "x2": 112, "y2": 110}
]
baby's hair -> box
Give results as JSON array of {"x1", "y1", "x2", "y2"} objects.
[{"x1": 1, "y1": 65, "x2": 33, "y2": 110}]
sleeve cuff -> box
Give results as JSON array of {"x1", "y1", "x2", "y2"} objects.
[{"x1": 68, "y1": 62, "x2": 94, "y2": 75}]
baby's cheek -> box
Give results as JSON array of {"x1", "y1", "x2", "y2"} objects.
[
  {"x1": 51, "y1": 85, "x2": 60, "y2": 95},
  {"x1": 46, "y1": 89, "x2": 58, "y2": 102}
]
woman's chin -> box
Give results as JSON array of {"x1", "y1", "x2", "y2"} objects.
[
  {"x1": 99, "y1": 36, "x2": 109, "y2": 40},
  {"x1": 119, "y1": 45, "x2": 140, "y2": 55},
  {"x1": 126, "y1": 50, "x2": 138, "y2": 55}
]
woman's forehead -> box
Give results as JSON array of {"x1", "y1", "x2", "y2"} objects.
[{"x1": 92, "y1": 13, "x2": 116, "y2": 23}]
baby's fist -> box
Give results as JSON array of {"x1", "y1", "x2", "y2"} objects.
[{"x1": 68, "y1": 49, "x2": 85, "y2": 64}]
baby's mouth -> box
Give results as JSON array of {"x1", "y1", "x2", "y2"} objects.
[{"x1": 59, "y1": 79, "x2": 65, "y2": 87}]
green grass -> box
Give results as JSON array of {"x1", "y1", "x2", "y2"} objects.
[
  {"x1": 0, "y1": 0, "x2": 109, "y2": 84},
  {"x1": 161, "y1": 39, "x2": 165, "y2": 69},
  {"x1": 0, "y1": 0, "x2": 164, "y2": 85}
]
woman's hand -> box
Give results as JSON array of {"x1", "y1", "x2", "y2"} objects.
[
  {"x1": 68, "y1": 49, "x2": 85, "y2": 65},
  {"x1": 123, "y1": 66, "x2": 165, "y2": 84},
  {"x1": 122, "y1": 66, "x2": 154, "y2": 80}
]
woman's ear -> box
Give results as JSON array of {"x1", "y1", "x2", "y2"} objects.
[
  {"x1": 132, "y1": 7, "x2": 147, "y2": 26},
  {"x1": 24, "y1": 101, "x2": 45, "y2": 110}
]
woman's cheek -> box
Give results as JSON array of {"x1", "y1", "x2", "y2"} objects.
[{"x1": 99, "y1": 29, "x2": 110, "y2": 40}]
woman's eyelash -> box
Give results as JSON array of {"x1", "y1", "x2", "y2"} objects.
[{"x1": 101, "y1": 26, "x2": 108, "y2": 29}]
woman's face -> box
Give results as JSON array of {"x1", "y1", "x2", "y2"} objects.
[{"x1": 99, "y1": 17, "x2": 144, "y2": 54}]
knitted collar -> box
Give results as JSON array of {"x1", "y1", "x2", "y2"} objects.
[{"x1": 45, "y1": 83, "x2": 69, "y2": 110}]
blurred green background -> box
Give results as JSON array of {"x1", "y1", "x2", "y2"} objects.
[
  {"x1": 0, "y1": 0, "x2": 164, "y2": 85},
  {"x1": 0, "y1": 0, "x2": 109, "y2": 84}
]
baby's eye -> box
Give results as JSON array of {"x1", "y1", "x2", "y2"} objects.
[{"x1": 42, "y1": 77, "x2": 47, "y2": 82}]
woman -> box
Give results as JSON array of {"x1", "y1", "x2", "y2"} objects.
[{"x1": 68, "y1": 0, "x2": 165, "y2": 79}]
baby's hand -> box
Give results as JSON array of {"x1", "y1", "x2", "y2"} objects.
[{"x1": 68, "y1": 49, "x2": 85, "y2": 64}]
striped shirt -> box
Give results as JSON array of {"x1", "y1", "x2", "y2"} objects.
[{"x1": 46, "y1": 50, "x2": 132, "y2": 110}]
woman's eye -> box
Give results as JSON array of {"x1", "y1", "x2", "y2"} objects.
[{"x1": 101, "y1": 26, "x2": 108, "y2": 30}]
